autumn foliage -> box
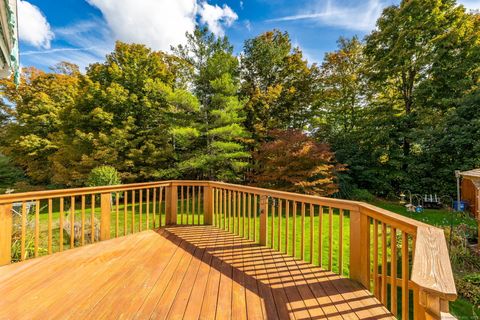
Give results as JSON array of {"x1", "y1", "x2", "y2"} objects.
[{"x1": 253, "y1": 130, "x2": 342, "y2": 196}]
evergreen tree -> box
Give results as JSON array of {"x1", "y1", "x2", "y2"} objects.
[{"x1": 174, "y1": 27, "x2": 249, "y2": 181}]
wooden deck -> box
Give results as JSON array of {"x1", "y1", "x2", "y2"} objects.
[{"x1": 0, "y1": 225, "x2": 394, "y2": 320}]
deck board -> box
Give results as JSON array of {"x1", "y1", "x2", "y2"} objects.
[{"x1": 0, "y1": 225, "x2": 395, "y2": 320}]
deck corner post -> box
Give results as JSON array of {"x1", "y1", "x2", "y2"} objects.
[
  {"x1": 259, "y1": 195, "x2": 268, "y2": 246},
  {"x1": 165, "y1": 183, "x2": 178, "y2": 225},
  {"x1": 349, "y1": 208, "x2": 370, "y2": 289},
  {"x1": 100, "y1": 193, "x2": 111, "y2": 240},
  {"x1": 0, "y1": 203, "x2": 12, "y2": 266},
  {"x1": 203, "y1": 185, "x2": 213, "y2": 225}
]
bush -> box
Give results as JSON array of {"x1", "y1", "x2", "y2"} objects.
[
  {"x1": 349, "y1": 188, "x2": 375, "y2": 202},
  {"x1": 86, "y1": 166, "x2": 121, "y2": 187},
  {"x1": 457, "y1": 274, "x2": 480, "y2": 308}
]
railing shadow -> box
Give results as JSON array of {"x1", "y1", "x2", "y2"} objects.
[{"x1": 158, "y1": 225, "x2": 393, "y2": 320}]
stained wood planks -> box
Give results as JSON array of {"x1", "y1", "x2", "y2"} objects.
[{"x1": 0, "y1": 225, "x2": 394, "y2": 320}]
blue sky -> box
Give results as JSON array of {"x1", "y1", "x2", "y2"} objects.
[{"x1": 18, "y1": 0, "x2": 480, "y2": 71}]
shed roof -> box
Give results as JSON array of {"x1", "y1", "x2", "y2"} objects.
[{"x1": 460, "y1": 169, "x2": 480, "y2": 180}]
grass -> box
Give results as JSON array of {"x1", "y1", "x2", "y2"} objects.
[
  {"x1": 370, "y1": 199, "x2": 477, "y2": 228},
  {"x1": 370, "y1": 199, "x2": 480, "y2": 319},
  {"x1": 13, "y1": 194, "x2": 479, "y2": 318}
]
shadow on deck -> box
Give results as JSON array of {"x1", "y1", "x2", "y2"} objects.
[{"x1": 0, "y1": 225, "x2": 394, "y2": 319}]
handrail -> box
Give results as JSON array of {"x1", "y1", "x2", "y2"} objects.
[
  {"x1": 0, "y1": 181, "x2": 172, "y2": 204},
  {"x1": 412, "y1": 226, "x2": 456, "y2": 299},
  {"x1": 0, "y1": 180, "x2": 457, "y2": 319}
]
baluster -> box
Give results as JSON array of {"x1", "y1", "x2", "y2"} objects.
[
  {"x1": 301, "y1": 202, "x2": 305, "y2": 260},
  {"x1": 278, "y1": 199, "x2": 282, "y2": 252},
  {"x1": 310, "y1": 204, "x2": 314, "y2": 264},
  {"x1": 81, "y1": 195, "x2": 86, "y2": 245},
  {"x1": 373, "y1": 220, "x2": 379, "y2": 298},
  {"x1": 115, "y1": 192, "x2": 119, "y2": 236},
  {"x1": 381, "y1": 223, "x2": 387, "y2": 304},
  {"x1": 180, "y1": 186, "x2": 184, "y2": 225},
  {"x1": 318, "y1": 206, "x2": 323, "y2": 267},
  {"x1": 146, "y1": 189, "x2": 150, "y2": 229},
  {"x1": 292, "y1": 201, "x2": 297, "y2": 257},
  {"x1": 285, "y1": 200, "x2": 289, "y2": 254},
  {"x1": 242, "y1": 192, "x2": 246, "y2": 238},
  {"x1": 192, "y1": 186, "x2": 196, "y2": 225},
  {"x1": 48, "y1": 198, "x2": 53, "y2": 253},
  {"x1": 260, "y1": 195, "x2": 267, "y2": 246},
  {"x1": 131, "y1": 191, "x2": 135, "y2": 233},
  {"x1": 123, "y1": 191, "x2": 127, "y2": 235},
  {"x1": 391, "y1": 227, "x2": 398, "y2": 315},
  {"x1": 402, "y1": 231, "x2": 409, "y2": 320},
  {"x1": 247, "y1": 193, "x2": 252, "y2": 239},
  {"x1": 186, "y1": 187, "x2": 190, "y2": 225},
  {"x1": 34, "y1": 200, "x2": 40, "y2": 257},
  {"x1": 339, "y1": 209, "x2": 344, "y2": 274},
  {"x1": 139, "y1": 189, "x2": 143, "y2": 231},
  {"x1": 60, "y1": 197, "x2": 64, "y2": 251},
  {"x1": 197, "y1": 186, "x2": 201, "y2": 225},
  {"x1": 159, "y1": 187, "x2": 163, "y2": 227},
  {"x1": 70, "y1": 196, "x2": 75, "y2": 248},
  {"x1": 153, "y1": 188, "x2": 157, "y2": 229},
  {"x1": 233, "y1": 191, "x2": 237, "y2": 234},
  {"x1": 271, "y1": 197, "x2": 275, "y2": 248},
  {"x1": 328, "y1": 207, "x2": 333, "y2": 270},
  {"x1": 21, "y1": 202, "x2": 27, "y2": 260}
]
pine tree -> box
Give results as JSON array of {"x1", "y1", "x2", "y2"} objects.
[{"x1": 174, "y1": 27, "x2": 249, "y2": 181}]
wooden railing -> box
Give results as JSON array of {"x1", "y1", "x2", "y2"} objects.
[{"x1": 0, "y1": 180, "x2": 456, "y2": 319}]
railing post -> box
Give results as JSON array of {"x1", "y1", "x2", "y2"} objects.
[
  {"x1": 259, "y1": 195, "x2": 268, "y2": 246},
  {"x1": 100, "y1": 193, "x2": 111, "y2": 240},
  {"x1": 350, "y1": 208, "x2": 370, "y2": 289},
  {"x1": 165, "y1": 183, "x2": 178, "y2": 225},
  {"x1": 418, "y1": 290, "x2": 452, "y2": 320},
  {"x1": 204, "y1": 185, "x2": 213, "y2": 225},
  {"x1": 0, "y1": 203, "x2": 12, "y2": 265}
]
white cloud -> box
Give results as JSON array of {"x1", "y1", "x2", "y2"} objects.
[
  {"x1": 458, "y1": 0, "x2": 480, "y2": 10},
  {"x1": 85, "y1": 0, "x2": 238, "y2": 51},
  {"x1": 18, "y1": 0, "x2": 54, "y2": 48},
  {"x1": 268, "y1": 0, "x2": 389, "y2": 32},
  {"x1": 86, "y1": 0, "x2": 197, "y2": 51},
  {"x1": 198, "y1": 2, "x2": 238, "y2": 36},
  {"x1": 19, "y1": 1, "x2": 239, "y2": 71}
]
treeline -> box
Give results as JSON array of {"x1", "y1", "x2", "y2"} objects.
[{"x1": 1, "y1": 0, "x2": 479, "y2": 198}]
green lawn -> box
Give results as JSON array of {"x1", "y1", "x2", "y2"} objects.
[{"x1": 12, "y1": 195, "x2": 478, "y2": 319}]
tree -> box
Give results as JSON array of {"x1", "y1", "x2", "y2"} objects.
[
  {"x1": 241, "y1": 30, "x2": 321, "y2": 143},
  {"x1": 253, "y1": 129, "x2": 342, "y2": 195},
  {"x1": 315, "y1": 36, "x2": 366, "y2": 135},
  {"x1": 50, "y1": 42, "x2": 199, "y2": 185},
  {"x1": 173, "y1": 27, "x2": 249, "y2": 181},
  {"x1": 365, "y1": 0, "x2": 479, "y2": 177},
  {"x1": 0, "y1": 64, "x2": 81, "y2": 184}
]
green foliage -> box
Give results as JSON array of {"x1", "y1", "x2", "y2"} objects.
[
  {"x1": 349, "y1": 189, "x2": 375, "y2": 202},
  {"x1": 173, "y1": 27, "x2": 250, "y2": 181},
  {"x1": 456, "y1": 275, "x2": 480, "y2": 308},
  {"x1": 0, "y1": 155, "x2": 25, "y2": 189},
  {"x1": 241, "y1": 30, "x2": 321, "y2": 142},
  {"x1": 0, "y1": 1, "x2": 478, "y2": 201},
  {"x1": 87, "y1": 166, "x2": 121, "y2": 187}
]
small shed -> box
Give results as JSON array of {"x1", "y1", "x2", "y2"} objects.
[{"x1": 460, "y1": 169, "x2": 480, "y2": 219}]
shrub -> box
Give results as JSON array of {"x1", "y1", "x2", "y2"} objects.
[
  {"x1": 86, "y1": 166, "x2": 121, "y2": 187},
  {"x1": 349, "y1": 188, "x2": 375, "y2": 202},
  {"x1": 457, "y1": 274, "x2": 480, "y2": 307}
]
